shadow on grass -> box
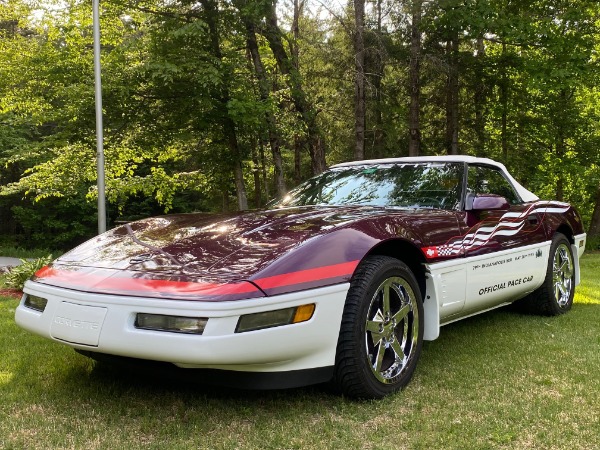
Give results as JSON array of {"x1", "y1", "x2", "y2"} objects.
[
  {"x1": 59, "y1": 303, "x2": 590, "y2": 404},
  {"x1": 80, "y1": 354, "x2": 335, "y2": 403}
]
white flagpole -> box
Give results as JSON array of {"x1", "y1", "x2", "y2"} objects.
[{"x1": 93, "y1": 0, "x2": 106, "y2": 234}]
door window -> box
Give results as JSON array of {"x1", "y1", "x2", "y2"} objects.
[{"x1": 467, "y1": 165, "x2": 521, "y2": 205}]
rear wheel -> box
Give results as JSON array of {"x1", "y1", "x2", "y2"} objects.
[
  {"x1": 334, "y1": 256, "x2": 423, "y2": 399},
  {"x1": 518, "y1": 233, "x2": 575, "y2": 315}
]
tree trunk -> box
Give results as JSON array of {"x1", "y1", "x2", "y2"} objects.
[
  {"x1": 588, "y1": 184, "x2": 600, "y2": 243},
  {"x1": 291, "y1": 0, "x2": 304, "y2": 71},
  {"x1": 372, "y1": 0, "x2": 385, "y2": 158},
  {"x1": 555, "y1": 142, "x2": 564, "y2": 202},
  {"x1": 450, "y1": 36, "x2": 460, "y2": 155},
  {"x1": 262, "y1": 1, "x2": 326, "y2": 175},
  {"x1": 202, "y1": 0, "x2": 248, "y2": 210},
  {"x1": 474, "y1": 37, "x2": 486, "y2": 157},
  {"x1": 294, "y1": 134, "x2": 302, "y2": 183},
  {"x1": 353, "y1": 0, "x2": 366, "y2": 161},
  {"x1": 445, "y1": 34, "x2": 459, "y2": 155},
  {"x1": 501, "y1": 43, "x2": 508, "y2": 163},
  {"x1": 222, "y1": 190, "x2": 230, "y2": 212},
  {"x1": 292, "y1": 0, "x2": 303, "y2": 183},
  {"x1": 229, "y1": 128, "x2": 249, "y2": 211},
  {"x1": 252, "y1": 141, "x2": 262, "y2": 207},
  {"x1": 259, "y1": 140, "x2": 270, "y2": 201},
  {"x1": 554, "y1": 89, "x2": 570, "y2": 202},
  {"x1": 408, "y1": 0, "x2": 422, "y2": 157},
  {"x1": 243, "y1": 18, "x2": 286, "y2": 197}
]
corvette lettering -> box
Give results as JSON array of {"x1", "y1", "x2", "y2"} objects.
[{"x1": 54, "y1": 316, "x2": 100, "y2": 331}]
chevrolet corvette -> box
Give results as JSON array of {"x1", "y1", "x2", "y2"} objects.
[{"x1": 15, "y1": 156, "x2": 586, "y2": 398}]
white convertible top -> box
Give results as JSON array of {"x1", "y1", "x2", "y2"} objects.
[{"x1": 331, "y1": 155, "x2": 539, "y2": 202}]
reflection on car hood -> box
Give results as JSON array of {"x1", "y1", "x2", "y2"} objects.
[
  {"x1": 32, "y1": 205, "x2": 458, "y2": 300},
  {"x1": 55, "y1": 206, "x2": 381, "y2": 275},
  {"x1": 34, "y1": 206, "x2": 385, "y2": 298}
]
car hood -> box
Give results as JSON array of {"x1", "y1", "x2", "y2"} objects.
[
  {"x1": 32, "y1": 206, "x2": 402, "y2": 300},
  {"x1": 55, "y1": 206, "x2": 382, "y2": 272}
]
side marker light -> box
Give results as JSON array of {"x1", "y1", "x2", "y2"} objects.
[{"x1": 236, "y1": 304, "x2": 316, "y2": 333}]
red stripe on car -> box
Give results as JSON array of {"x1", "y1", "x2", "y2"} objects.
[
  {"x1": 253, "y1": 260, "x2": 360, "y2": 291},
  {"x1": 34, "y1": 266, "x2": 258, "y2": 296},
  {"x1": 34, "y1": 260, "x2": 360, "y2": 298}
]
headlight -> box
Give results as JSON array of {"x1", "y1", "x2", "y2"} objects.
[
  {"x1": 236, "y1": 304, "x2": 315, "y2": 333},
  {"x1": 23, "y1": 294, "x2": 48, "y2": 312},
  {"x1": 135, "y1": 313, "x2": 207, "y2": 335}
]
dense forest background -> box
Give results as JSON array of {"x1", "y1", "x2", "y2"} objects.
[{"x1": 1, "y1": 0, "x2": 600, "y2": 250}]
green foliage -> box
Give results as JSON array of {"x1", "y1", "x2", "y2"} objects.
[
  {"x1": 0, "y1": 245, "x2": 55, "y2": 259},
  {"x1": 11, "y1": 196, "x2": 97, "y2": 249},
  {"x1": 3, "y1": 254, "x2": 52, "y2": 290},
  {"x1": 587, "y1": 235, "x2": 600, "y2": 251},
  {"x1": 1, "y1": 0, "x2": 600, "y2": 242}
]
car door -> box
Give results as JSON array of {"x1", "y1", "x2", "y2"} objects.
[{"x1": 458, "y1": 164, "x2": 549, "y2": 313}]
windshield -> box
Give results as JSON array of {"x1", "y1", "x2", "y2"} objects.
[{"x1": 272, "y1": 163, "x2": 464, "y2": 210}]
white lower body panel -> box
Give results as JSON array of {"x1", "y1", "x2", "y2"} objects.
[
  {"x1": 423, "y1": 240, "x2": 567, "y2": 340},
  {"x1": 16, "y1": 281, "x2": 350, "y2": 373}
]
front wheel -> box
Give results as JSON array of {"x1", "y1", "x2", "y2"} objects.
[{"x1": 333, "y1": 256, "x2": 424, "y2": 399}]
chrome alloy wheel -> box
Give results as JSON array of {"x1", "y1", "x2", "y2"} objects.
[
  {"x1": 553, "y1": 243, "x2": 574, "y2": 308},
  {"x1": 365, "y1": 276, "x2": 419, "y2": 384}
]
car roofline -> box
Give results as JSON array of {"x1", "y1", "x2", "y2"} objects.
[
  {"x1": 332, "y1": 155, "x2": 500, "y2": 168},
  {"x1": 330, "y1": 155, "x2": 539, "y2": 203}
]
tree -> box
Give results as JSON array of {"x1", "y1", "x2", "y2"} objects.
[
  {"x1": 589, "y1": 185, "x2": 600, "y2": 244},
  {"x1": 235, "y1": 0, "x2": 286, "y2": 198},
  {"x1": 201, "y1": 0, "x2": 248, "y2": 210},
  {"x1": 2, "y1": 0, "x2": 600, "y2": 247},
  {"x1": 261, "y1": 0, "x2": 326, "y2": 174},
  {"x1": 353, "y1": 0, "x2": 366, "y2": 160},
  {"x1": 408, "y1": 0, "x2": 423, "y2": 156},
  {"x1": 292, "y1": 0, "x2": 305, "y2": 182}
]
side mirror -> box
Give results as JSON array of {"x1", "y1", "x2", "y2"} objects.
[{"x1": 467, "y1": 194, "x2": 510, "y2": 211}]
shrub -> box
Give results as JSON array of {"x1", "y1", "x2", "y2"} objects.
[{"x1": 4, "y1": 255, "x2": 53, "y2": 290}]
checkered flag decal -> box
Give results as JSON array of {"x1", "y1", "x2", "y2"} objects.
[{"x1": 436, "y1": 245, "x2": 461, "y2": 257}]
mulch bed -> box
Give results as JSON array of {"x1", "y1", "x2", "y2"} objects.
[{"x1": 0, "y1": 288, "x2": 22, "y2": 299}]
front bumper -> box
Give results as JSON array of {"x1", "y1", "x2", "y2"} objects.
[{"x1": 15, "y1": 280, "x2": 349, "y2": 376}]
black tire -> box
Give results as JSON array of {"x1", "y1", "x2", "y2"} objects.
[
  {"x1": 517, "y1": 233, "x2": 575, "y2": 316},
  {"x1": 333, "y1": 256, "x2": 424, "y2": 399}
]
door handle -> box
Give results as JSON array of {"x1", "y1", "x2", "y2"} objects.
[{"x1": 527, "y1": 214, "x2": 539, "y2": 225}]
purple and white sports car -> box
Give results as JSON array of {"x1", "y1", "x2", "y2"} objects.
[{"x1": 15, "y1": 156, "x2": 586, "y2": 398}]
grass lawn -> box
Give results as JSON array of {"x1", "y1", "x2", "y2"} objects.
[{"x1": 1, "y1": 254, "x2": 598, "y2": 449}]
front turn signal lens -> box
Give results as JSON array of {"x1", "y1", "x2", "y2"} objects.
[
  {"x1": 135, "y1": 313, "x2": 207, "y2": 335},
  {"x1": 293, "y1": 303, "x2": 315, "y2": 323},
  {"x1": 23, "y1": 294, "x2": 48, "y2": 312},
  {"x1": 236, "y1": 304, "x2": 315, "y2": 333}
]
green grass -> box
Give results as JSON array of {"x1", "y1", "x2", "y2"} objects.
[{"x1": 1, "y1": 254, "x2": 599, "y2": 449}]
